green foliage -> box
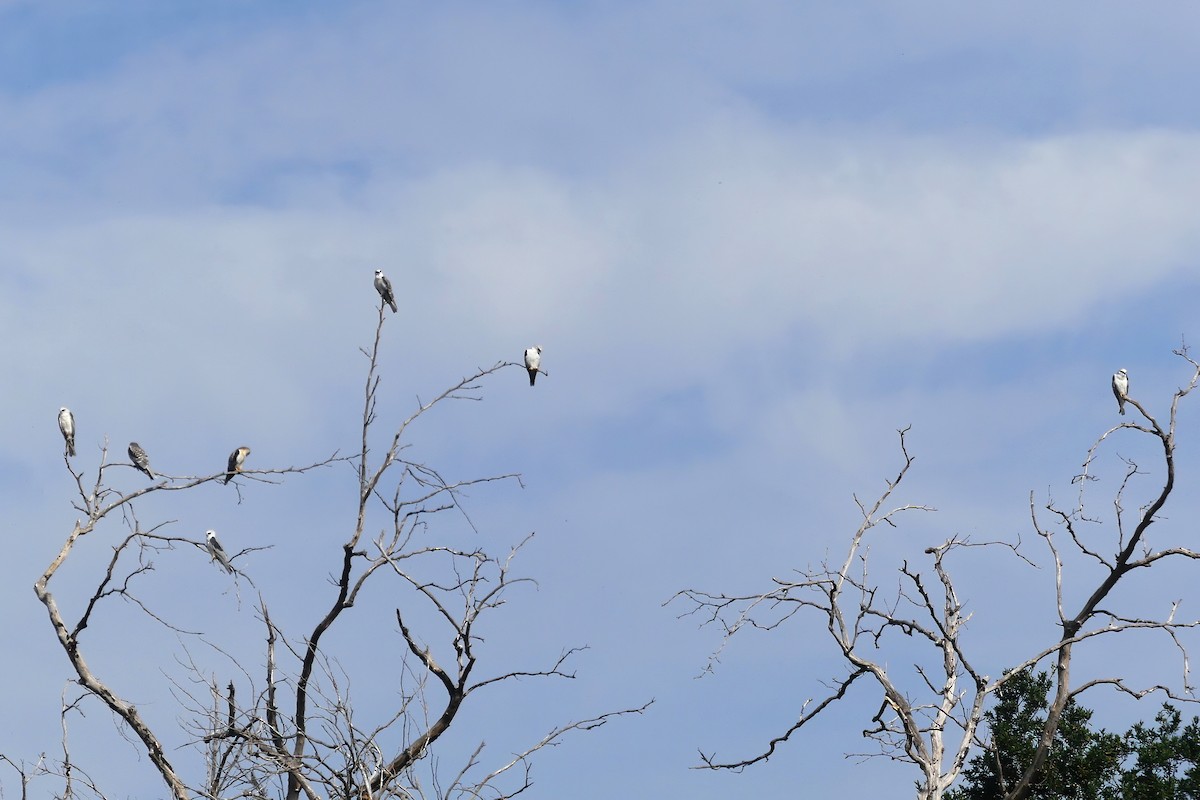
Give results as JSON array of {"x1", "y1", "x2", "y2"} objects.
[
  {"x1": 948, "y1": 670, "x2": 1200, "y2": 800},
  {"x1": 1119, "y1": 705, "x2": 1200, "y2": 800},
  {"x1": 948, "y1": 669, "x2": 1123, "y2": 800}
]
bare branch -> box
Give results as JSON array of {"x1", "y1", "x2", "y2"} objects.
[
  {"x1": 32, "y1": 297, "x2": 641, "y2": 800},
  {"x1": 697, "y1": 668, "x2": 868, "y2": 770},
  {"x1": 678, "y1": 353, "x2": 1200, "y2": 800}
]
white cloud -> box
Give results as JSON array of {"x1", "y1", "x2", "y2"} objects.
[{"x1": 5, "y1": 123, "x2": 1200, "y2": 439}]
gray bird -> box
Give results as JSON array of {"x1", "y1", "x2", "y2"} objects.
[
  {"x1": 374, "y1": 269, "x2": 398, "y2": 313},
  {"x1": 205, "y1": 530, "x2": 234, "y2": 574},
  {"x1": 128, "y1": 442, "x2": 154, "y2": 479},
  {"x1": 58, "y1": 407, "x2": 75, "y2": 457},
  {"x1": 1112, "y1": 369, "x2": 1129, "y2": 416},
  {"x1": 524, "y1": 345, "x2": 542, "y2": 387},
  {"x1": 225, "y1": 446, "x2": 251, "y2": 485}
]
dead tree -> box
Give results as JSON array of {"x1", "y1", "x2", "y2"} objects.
[
  {"x1": 674, "y1": 349, "x2": 1200, "y2": 800},
  {"x1": 30, "y1": 304, "x2": 646, "y2": 800}
]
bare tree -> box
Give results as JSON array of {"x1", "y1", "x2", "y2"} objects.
[
  {"x1": 28, "y1": 304, "x2": 646, "y2": 800},
  {"x1": 675, "y1": 349, "x2": 1200, "y2": 800}
]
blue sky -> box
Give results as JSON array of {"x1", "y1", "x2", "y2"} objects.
[{"x1": 4, "y1": 2, "x2": 1200, "y2": 797}]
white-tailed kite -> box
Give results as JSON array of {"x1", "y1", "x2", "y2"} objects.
[
  {"x1": 128, "y1": 442, "x2": 154, "y2": 479},
  {"x1": 205, "y1": 530, "x2": 234, "y2": 574},
  {"x1": 225, "y1": 446, "x2": 251, "y2": 484},
  {"x1": 524, "y1": 346, "x2": 542, "y2": 387},
  {"x1": 1112, "y1": 368, "x2": 1129, "y2": 416},
  {"x1": 374, "y1": 269, "x2": 398, "y2": 314},
  {"x1": 58, "y1": 407, "x2": 75, "y2": 457}
]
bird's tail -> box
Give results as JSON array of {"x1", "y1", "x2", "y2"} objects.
[
  {"x1": 1119, "y1": 405, "x2": 1126, "y2": 416},
  {"x1": 224, "y1": 473, "x2": 233, "y2": 484},
  {"x1": 67, "y1": 439, "x2": 75, "y2": 457},
  {"x1": 528, "y1": 370, "x2": 537, "y2": 386},
  {"x1": 389, "y1": 299, "x2": 398, "y2": 313}
]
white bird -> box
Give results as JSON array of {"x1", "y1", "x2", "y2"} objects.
[
  {"x1": 128, "y1": 442, "x2": 154, "y2": 479},
  {"x1": 524, "y1": 346, "x2": 542, "y2": 387},
  {"x1": 205, "y1": 530, "x2": 234, "y2": 574},
  {"x1": 374, "y1": 269, "x2": 398, "y2": 314},
  {"x1": 1112, "y1": 368, "x2": 1129, "y2": 416},
  {"x1": 58, "y1": 407, "x2": 75, "y2": 457},
  {"x1": 225, "y1": 446, "x2": 251, "y2": 485}
]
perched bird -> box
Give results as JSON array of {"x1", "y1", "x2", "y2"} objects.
[
  {"x1": 58, "y1": 407, "x2": 76, "y2": 457},
  {"x1": 524, "y1": 345, "x2": 542, "y2": 387},
  {"x1": 205, "y1": 530, "x2": 234, "y2": 574},
  {"x1": 128, "y1": 442, "x2": 154, "y2": 479},
  {"x1": 374, "y1": 269, "x2": 398, "y2": 314},
  {"x1": 1112, "y1": 369, "x2": 1130, "y2": 416},
  {"x1": 225, "y1": 446, "x2": 251, "y2": 484}
]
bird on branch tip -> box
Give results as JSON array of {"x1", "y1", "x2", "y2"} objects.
[
  {"x1": 128, "y1": 442, "x2": 154, "y2": 479},
  {"x1": 524, "y1": 345, "x2": 543, "y2": 387},
  {"x1": 58, "y1": 407, "x2": 75, "y2": 458},
  {"x1": 1112, "y1": 368, "x2": 1129, "y2": 416},
  {"x1": 374, "y1": 269, "x2": 398, "y2": 314},
  {"x1": 205, "y1": 530, "x2": 234, "y2": 574},
  {"x1": 225, "y1": 446, "x2": 251, "y2": 484}
]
